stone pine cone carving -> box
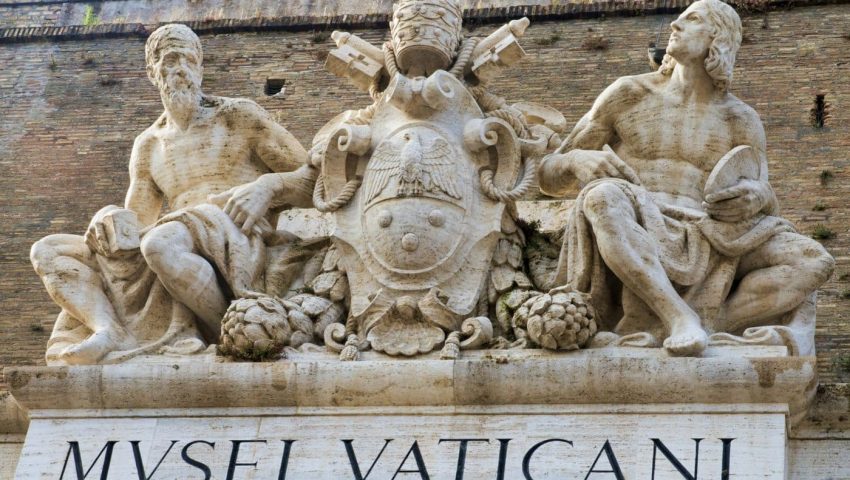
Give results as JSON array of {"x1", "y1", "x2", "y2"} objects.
[
  {"x1": 220, "y1": 242, "x2": 349, "y2": 361},
  {"x1": 512, "y1": 287, "x2": 597, "y2": 350},
  {"x1": 219, "y1": 293, "x2": 346, "y2": 361},
  {"x1": 219, "y1": 296, "x2": 293, "y2": 360}
]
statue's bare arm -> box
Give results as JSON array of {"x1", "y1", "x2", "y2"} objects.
[
  {"x1": 79, "y1": 131, "x2": 162, "y2": 257},
  {"x1": 539, "y1": 77, "x2": 638, "y2": 197},
  {"x1": 703, "y1": 102, "x2": 779, "y2": 221},
  {"x1": 557, "y1": 90, "x2": 618, "y2": 154},
  {"x1": 215, "y1": 101, "x2": 314, "y2": 234},
  {"x1": 252, "y1": 105, "x2": 309, "y2": 174},
  {"x1": 251, "y1": 106, "x2": 316, "y2": 210},
  {"x1": 125, "y1": 131, "x2": 164, "y2": 227}
]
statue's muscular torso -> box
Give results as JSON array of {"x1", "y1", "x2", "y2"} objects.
[
  {"x1": 136, "y1": 97, "x2": 272, "y2": 213},
  {"x1": 605, "y1": 72, "x2": 762, "y2": 211}
]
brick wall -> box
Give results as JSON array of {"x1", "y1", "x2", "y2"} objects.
[
  {"x1": 0, "y1": 0, "x2": 719, "y2": 29},
  {"x1": 0, "y1": 3, "x2": 65, "y2": 29},
  {"x1": 1, "y1": 4, "x2": 848, "y2": 383}
]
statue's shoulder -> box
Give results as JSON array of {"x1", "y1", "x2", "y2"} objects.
[
  {"x1": 127, "y1": 119, "x2": 165, "y2": 174},
  {"x1": 608, "y1": 72, "x2": 664, "y2": 97},
  {"x1": 134, "y1": 114, "x2": 166, "y2": 150},
  {"x1": 143, "y1": 111, "x2": 167, "y2": 135},
  {"x1": 721, "y1": 93, "x2": 764, "y2": 137},
  {"x1": 722, "y1": 93, "x2": 761, "y2": 121},
  {"x1": 210, "y1": 96, "x2": 273, "y2": 125},
  {"x1": 594, "y1": 72, "x2": 663, "y2": 115}
]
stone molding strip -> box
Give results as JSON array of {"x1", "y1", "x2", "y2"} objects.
[
  {"x1": 3, "y1": 0, "x2": 849, "y2": 43},
  {"x1": 0, "y1": 0, "x2": 101, "y2": 4},
  {"x1": 23, "y1": 404, "x2": 792, "y2": 419},
  {"x1": 0, "y1": 23, "x2": 147, "y2": 42},
  {"x1": 5, "y1": 349, "x2": 816, "y2": 424}
]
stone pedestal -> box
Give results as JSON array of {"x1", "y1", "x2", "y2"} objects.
[{"x1": 7, "y1": 347, "x2": 815, "y2": 479}]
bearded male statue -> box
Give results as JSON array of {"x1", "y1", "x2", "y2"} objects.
[
  {"x1": 538, "y1": 0, "x2": 833, "y2": 356},
  {"x1": 30, "y1": 24, "x2": 313, "y2": 364}
]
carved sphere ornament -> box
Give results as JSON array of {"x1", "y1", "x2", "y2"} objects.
[
  {"x1": 401, "y1": 232, "x2": 420, "y2": 252},
  {"x1": 377, "y1": 210, "x2": 393, "y2": 227},
  {"x1": 428, "y1": 209, "x2": 445, "y2": 227}
]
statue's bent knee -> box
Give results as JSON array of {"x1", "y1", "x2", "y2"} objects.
[
  {"x1": 30, "y1": 234, "x2": 79, "y2": 277},
  {"x1": 582, "y1": 182, "x2": 630, "y2": 221},
  {"x1": 30, "y1": 237, "x2": 57, "y2": 276},
  {"x1": 140, "y1": 224, "x2": 182, "y2": 268}
]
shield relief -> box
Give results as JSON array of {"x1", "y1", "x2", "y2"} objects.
[{"x1": 319, "y1": 71, "x2": 521, "y2": 354}]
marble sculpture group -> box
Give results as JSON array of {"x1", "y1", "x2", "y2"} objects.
[{"x1": 29, "y1": 0, "x2": 834, "y2": 365}]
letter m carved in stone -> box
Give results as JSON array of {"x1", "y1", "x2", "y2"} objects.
[{"x1": 60, "y1": 441, "x2": 118, "y2": 480}]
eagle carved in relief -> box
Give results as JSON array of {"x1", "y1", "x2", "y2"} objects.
[{"x1": 364, "y1": 129, "x2": 461, "y2": 204}]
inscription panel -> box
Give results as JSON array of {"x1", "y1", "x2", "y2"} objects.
[{"x1": 14, "y1": 407, "x2": 786, "y2": 479}]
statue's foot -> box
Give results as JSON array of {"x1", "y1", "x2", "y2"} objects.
[
  {"x1": 58, "y1": 330, "x2": 126, "y2": 365},
  {"x1": 662, "y1": 320, "x2": 708, "y2": 356}
]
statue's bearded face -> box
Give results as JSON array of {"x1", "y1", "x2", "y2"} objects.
[
  {"x1": 152, "y1": 46, "x2": 203, "y2": 115},
  {"x1": 667, "y1": 3, "x2": 713, "y2": 63}
]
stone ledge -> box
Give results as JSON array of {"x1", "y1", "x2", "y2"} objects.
[
  {"x1": 23, "y1": 403, "x2": 792, "y2": 420},
  {"x1": 5, "y1": 347, "x2": 815, "y2": 421},
  {"x1": 3, "y1": 0, "x2": 849, "y2": 43},
  {"x1": 0, "y1": 23, "x2": 148, "y2": 43}
]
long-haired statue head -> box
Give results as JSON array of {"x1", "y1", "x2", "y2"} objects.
[
  {"x1": 660, "y1": 0, "x2": 742, "y2": 92},
  {"x1": 389, "y1": 0, "x2": 464, "y2": 77}
]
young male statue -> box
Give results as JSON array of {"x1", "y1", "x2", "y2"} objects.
[
  {"x1": 538, "y1": 0, "x2": 833, "y2": 356},
  {"x1": 31, "y1": 24, "x2": 312, "y2": 364}
]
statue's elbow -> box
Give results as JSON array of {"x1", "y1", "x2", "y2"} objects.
[{"x1": 537, "y1": 156, "x2": 566, "y2": 197}]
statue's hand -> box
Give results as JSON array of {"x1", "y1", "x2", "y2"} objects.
[
  {"x1": 567, "y1": 148, "x2": 642, "y2": 186},
  {"x1": 216, "y1": 176, "x2": 276, "y2": 235},
  {"x1": 703, "y1": 179, "x2": 768, "y2": 223},
  {"x1": 84, "y1": 205, "x2": 138, "y2": 257}
]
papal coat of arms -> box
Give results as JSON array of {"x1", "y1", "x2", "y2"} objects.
[{"x1": 311, "y1": 0, "x2": 572, "y2": 357}]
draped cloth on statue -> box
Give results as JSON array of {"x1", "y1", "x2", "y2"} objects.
[
  {"x1": 552, "y1": 178, "x2": 798, "y2": 344},
  {"x1": 47, "y1": 203, "x2": 328, "y2": 365},
  {"x1": 46, "y1": 244, "x2": 204, "y2": 365},
  {"x1": 47, "y1": 204, "x2": 269, "y2": 364},
  {"x1": 156, "y1": 203, "x2": 268, "y2": 297},
  {"x1": 158, "y1": 203, "x2": 328, "y2": 299}
]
